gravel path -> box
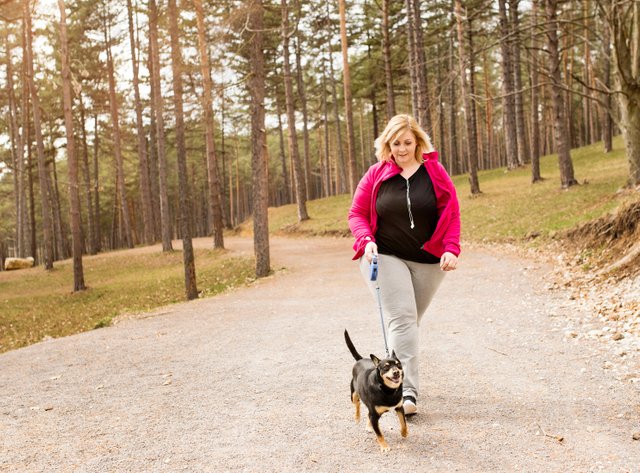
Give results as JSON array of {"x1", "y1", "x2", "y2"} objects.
[{"x1": 1, "y1": 236, "x2": 638, "y2": 472}]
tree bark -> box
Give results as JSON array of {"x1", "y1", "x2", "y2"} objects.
[
  {"x1": 448, "y1": 34, "x2": 460, "y2": 175},
  {"x1": 23, "y1": 0, "x2": 54, "y2": 269},
  {"x1": 92, "y1": 114, "x2": 102, "y2": 252},
  {"x1": 509, "y1": 0, "x2": 529, "y2": 165},
  {"x1": 5, "y1": 30, "x2": 27, "y2": 258},
  {"x1": 321, "y1": 59, "x2": 331, "y2": 197},
  {"x1": 601, "y1": 15, "x2": 613, "y2": 153},
  {"x1": 57, "y1": 0, "x2": 85, "y2": 291},
  {"x1": 79, "y1": 99, "x2": 96, "y2": 254},
  {"x1": 149, "y1": 0, "x2": 173, "y2": 251},
  {"x1": 545, "y1": 0, "x2": 578, "y2": 188},
  {"x1": 282, "y1": 0, "x2": 309, "y2": 221},
  {"x1": 498, "y1": 0, "x2": 519, "y2": 170},
  {"x1": 194, "y1": 0, "x2": 225, "y2": 249},
  {"x1": 338, "y1": 0, "x2": 358, "y2": 195},
  {"x1": 382, "y1": 0, "x2": 396, "y2": 120},
  {"x1": 168, "y1": 0, "x2": 198, "y2": 300},
  {"x1": 530, "y1": 0, "x2": 543, "y2": 183},
  {"x1": 326, "y1": 1, "x2": 347, "y2": 193},
  {"x1": 275, "y1": 81, "x2": 291, "y2": 204},
  {"x1": 126, "y1": 0, "x2": 154, "y2": 245},
  {"x1": 405, "y1": 0, "x2": 418, "y2": 118},
  {"x1": 454, "y1": 0, "x2": 480, "y2": 194},
  {"x1": 411, "y1": 0, "x2": 431, "y2": 130},
  {"x1": 103, "y1": 5, "x2": 134, "y2": 248},
  {"x1": 248, "y1": 0, "x2": 270, "y2": 278},
  {"x1": 605, "y1": 0, "x2": 640, "y2": 186},
  {"x1": 21, "y1": 38, "x2": 36, "y2": 260}
]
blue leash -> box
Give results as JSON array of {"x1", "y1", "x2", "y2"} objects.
[{"x1": 369, "y1": 255, "x2": 390, "y2": 357}]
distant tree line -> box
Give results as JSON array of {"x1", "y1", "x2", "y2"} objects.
[{"x1": 0, "y1": 0, "x2": 638, "y2": 297}]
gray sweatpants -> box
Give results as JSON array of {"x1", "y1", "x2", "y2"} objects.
[{"x1": 359, "y1": 254, "x2": 446, "y2": 400}]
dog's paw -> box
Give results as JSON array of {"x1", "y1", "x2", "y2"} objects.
[
  {"x1": 401, "y1": 427, "x2": 408, "y2": 438},
  {"x1": 379, "y1": 444, "x2": 390, "y2": 453},
  {"x1": 366, "y1": 421, "x2": 374, "y2": 433}
]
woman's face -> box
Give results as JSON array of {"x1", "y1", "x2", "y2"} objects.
[{"x1": 389, "y1": 129, "x2": 417, "y2": 167}]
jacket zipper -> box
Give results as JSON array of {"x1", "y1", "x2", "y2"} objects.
[{"x1": 406, "y1": 177, "x2": 415, "y2": 229}]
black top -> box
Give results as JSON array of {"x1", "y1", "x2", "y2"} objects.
[{"x1": 375, "y1": 165, "x2": 440, "y2": 263}]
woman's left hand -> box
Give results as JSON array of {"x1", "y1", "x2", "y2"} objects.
[{"x1": 440, "y1": 252, "x2": 458, "y2": 271}]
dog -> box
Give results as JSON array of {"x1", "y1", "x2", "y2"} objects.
[{"x1": 344, "y1": 329, "x2": 408, "y2": 452}]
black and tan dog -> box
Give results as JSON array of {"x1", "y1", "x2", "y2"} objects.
[{"x1": 344, "y1": 329, "x2": 408, "y2": 452}]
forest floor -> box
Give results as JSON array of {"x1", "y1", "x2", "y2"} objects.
[{"x1": 1, "y1": 236, "x2": 639, "y2": 472}]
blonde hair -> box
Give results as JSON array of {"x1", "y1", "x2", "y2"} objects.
[{"x1": 374, "y1": 114, "x2": 434, "y2": 163}]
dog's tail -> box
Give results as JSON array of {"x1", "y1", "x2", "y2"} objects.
[{"x1": 344, "y1": 329, "x2": 363, "y2": 361}]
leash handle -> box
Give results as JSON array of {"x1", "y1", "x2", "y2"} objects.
[{"x1": 369, "y1": 255, "x2": 378, "y2": 281}]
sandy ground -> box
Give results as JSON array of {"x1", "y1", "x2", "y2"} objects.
[{"x1": 1, "y1": 236, "x2": 639, "y2": 472}]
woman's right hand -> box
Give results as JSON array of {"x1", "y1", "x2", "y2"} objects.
[{"x1": 364, "y1": 241, "x2": 378, "y2": 263}]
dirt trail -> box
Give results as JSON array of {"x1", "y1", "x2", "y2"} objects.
[{"x1": 1, "y1": 237, "x2": 638, "y2": 472}]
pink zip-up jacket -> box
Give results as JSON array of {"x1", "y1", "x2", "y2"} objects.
[{"x1": 348, "y1": 151, "x2": 461, "y2": 261}]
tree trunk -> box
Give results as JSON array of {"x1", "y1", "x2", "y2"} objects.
[
  {"x1": 168, "y1": 0, "x2": 198, "y2": 300},
  {"x1": 248, "y1": 0, "x2": 270, "y2": 278},
  {"x1": 482, "y1": 48, "x2": 495, "y2": 170},
  {"x1": 321, "y1": 59, "x2": 331, "y2": 197},
  {"x1": 23, "y1": 0, "x2": 54, "y2": 269},
  {"x1": 606, "y1": 0, "x2": 640, "y2": 186},
  {"x1": 79, "y1": 99, "x2": 96, "y2": 254},
  {"x1": 405, "y1": 0, "x2": 418, "y2": 118},
  {"x1": 293, "y1": 8, "x2": 313, "y2": 200},
  {"x1": 149, "y1": 0, "x2": 173, "y2": 251},
  {"x1": 509, "y1": 0, "x2": 529, "y2": 165},
  {"x1": 382, "y1": 0, "x2": 396, "y2": 120},
  {"x1": 57, "y1": 0, "x2": 85, "y2": 291},
  {"x1": 448, "y1": 34, "x2": 460, "y2": 175},
  {"x1": 22, "y1": 45, "x2": 36, "y2": 260},
  {"x1": 530, "y1": 0, "x2": 543, "y2": 183},
  {"x1": 126, "y1": 0, "x2": 154, "y2": 245},
  {"x1": 275, "y1": 83, "x2": 291, "y2": 204},
  {"x1": 454, "y1": 0, "x2": 480, "y2": 194},
  {"x1": 49, "y1": 137, "x2": 69, "y2": 260},
  {"x1": 104, "y1": 5, "x2": 134, "y2": 248},
  {"x1": 194, "y1": 0, "x2": 225, "y2": 249},
  {"x1": 337, "y1": 0, "x2": 358, "y2": 195},
  {"x1": 282, "y1": 0, "x2": 309, "y2": 221},
  {"x1": 5, "y1": 30, "x2": 27, "y2": 258},
  {"x1": 601, "y1": 16, "x2": 613, "y2": 153},
  {"x1": 92, "y1": 114, "x2": 102, "y2": 252},
  {"x1": 498, "y1": 0, "x2": 519, "y2": 170},
  {"x1": 326, "y1": 3, "x2": 347, "y2": 194},
  {"x1": 545, "y1": 0, "x2": 578, "y2": 188},
  {"x1": 411, "y1": 0, "x2": 431, "y2": 130},
  {"x1": 147, "y1": 48, "x2": 162, "y2": 240}
]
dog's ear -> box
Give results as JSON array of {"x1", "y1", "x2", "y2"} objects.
[
  {"x1": 370, "y1": 354, "x2": 381, "y2": 366},
  {"x1": 391, "y1": 350, "x2": 399, "y2": 361}
]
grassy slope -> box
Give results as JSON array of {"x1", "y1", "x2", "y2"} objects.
[
  {"x1": 259, "y1": 135, "x2": 633, "y2": 244},
  {"x1": 1, "y1": 136, "x2": 635, "y2": 353}
]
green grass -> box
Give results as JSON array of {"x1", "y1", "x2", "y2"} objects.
[
  {"x1": 0, "y1": 247, "x2": 254, "y2": 353},
  {"x1": 453, "y1": 136, "x2": 632, "y2": 243},
  {"x1": 255, "y1": 135, "x2": 634, "y2": 244}
]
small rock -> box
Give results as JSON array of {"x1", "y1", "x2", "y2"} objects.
[
  {"x1": 612, "y1": 333, "x2": 624, "y2": 341},
  {"x1": 633, "y1": 432, "x2": 640, "y2": 441}
]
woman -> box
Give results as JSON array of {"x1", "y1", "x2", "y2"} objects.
[{"x1": 348, "y1": 114, "x2": 461, "y2": 416}]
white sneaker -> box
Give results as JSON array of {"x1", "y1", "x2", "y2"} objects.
[{"x1": 403, "y1": 396, "x2": 417, "y2": 416}]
